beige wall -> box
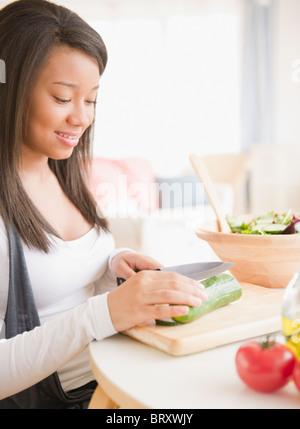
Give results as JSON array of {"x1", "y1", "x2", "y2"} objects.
[
  {"x1": 274, "y1": 0, "x2": 300, "y2": 145},
  {"x1": 248, "y1": 0, "x2": 300, "y2": 214}
]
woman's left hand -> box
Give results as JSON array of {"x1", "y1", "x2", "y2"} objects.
[{"x1": 110, "y1": 250, "x2": 163, "y2": 280}]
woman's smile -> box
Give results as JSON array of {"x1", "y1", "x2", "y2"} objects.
[{"x1": 54, "y1": 131, "x2": 81, "y2": 147}]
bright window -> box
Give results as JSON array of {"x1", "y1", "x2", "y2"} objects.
[{"x1": 89, "y1": 1, "x2": 242, "y2": 175}]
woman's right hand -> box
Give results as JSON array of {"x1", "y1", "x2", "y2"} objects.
[{"x1": 107, "y1": 270, "x2": 208, "y2": 332}]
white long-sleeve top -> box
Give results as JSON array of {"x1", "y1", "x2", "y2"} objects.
[{"x1": 0, "y1": 217, "x2": 127, "y2": 400}]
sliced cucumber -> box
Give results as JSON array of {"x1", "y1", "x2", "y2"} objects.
[
  {"x1": 251, "y1": 224, "x2": 268, "y2": 232},
  {"x1": 155, "y1": 318, "x2": 181, "y2": 326},
  {"x1": 254, "y1": 218, "x2": 274, "y2": 225},
  {"x1": 172, "y1": 273, "x2": 242, "y2": 324},
  {"x1": 227, "y1": 215, "x2": 244, "y2": 227},
  {"x1": 262, "y1": 223, "x2": 287, "y2": 233},
  {"x1": 155, "y1": 274, "x2": 242, "y2": 326},
  {"x1": 226, "y1": 215, "x2": 247, "y2": 233}
]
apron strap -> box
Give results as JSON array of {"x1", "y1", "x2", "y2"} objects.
[{"x1": 4, "y1": 225, "x2": 40, "y2": 338}]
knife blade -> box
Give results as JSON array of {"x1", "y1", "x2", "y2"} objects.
[
  {"x1": 116, "y1": 261, "x2": 234, "y2": 286},
  {"x1": 158, "y1": 261, "x2": 234, "y2": 281}
]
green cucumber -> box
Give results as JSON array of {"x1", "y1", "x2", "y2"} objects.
[
  {"x1": 172, "y1": 273, "x2": 242, "y2": 324},
  {"x1": 155, "y1": 318, "x2": 181, "y2": 326},
  {"x1": 261, "y1": 224, "x2": 287, "y2": 233}
]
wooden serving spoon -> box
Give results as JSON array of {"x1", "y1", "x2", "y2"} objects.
[{"x1": 189, "y1": 153, "x2": 230, "y2": 233}]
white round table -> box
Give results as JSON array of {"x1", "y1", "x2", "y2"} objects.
[{"x1": 88, "y1": 333, "x2": 300, "y2": 409}]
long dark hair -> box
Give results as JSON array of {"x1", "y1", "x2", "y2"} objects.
[{"x1": 0, "y1": 0, "x2": 109, "y2": 252}]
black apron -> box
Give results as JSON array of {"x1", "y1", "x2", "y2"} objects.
[{"x1": 0, "y1": 226, "x2": 97, "y2": 409}]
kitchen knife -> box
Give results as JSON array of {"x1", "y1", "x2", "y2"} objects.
[{"x1": 116, "y1": 261, "x2": 234, "y2": 286}]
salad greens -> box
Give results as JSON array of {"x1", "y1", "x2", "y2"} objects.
[{"x1": 226, "y1": 210, "x2": 300, "y2": 235}]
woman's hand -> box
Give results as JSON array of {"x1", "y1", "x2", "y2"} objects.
[
  {"x1": 110, "y1": 250, "x2": 163, "y2": 280},
  {"x1": 107, "y1": 267, "x2": 208, "y2": 332}
]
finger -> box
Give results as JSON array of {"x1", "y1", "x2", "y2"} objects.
[
  {"x1": 148, "y1": 270, "x2": 206, "y2": 290},
  {"x1": 144, "y1": 289, "x2": 205, "y2": 307},
  {"x1": 141, "y1": 271, "x2": 207, "y2": 299},
  {"x1": 128, "y1": 255, "x2": 164, "y2": 272},
  {"x1": 142, "y1": 257, "x2": 164, "y2": 270},
  {"x1": 117, "y1": 261, "x2": 136, "y2": 279},
  {"x1": 150, "y1": 304, "x2": 191, "y2": 321}
]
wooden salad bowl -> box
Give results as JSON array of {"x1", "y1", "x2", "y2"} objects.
[{"x1": 196, "y1": 216, "x2": 300, "y2": 288}]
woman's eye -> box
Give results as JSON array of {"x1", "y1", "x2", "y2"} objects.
[
  {"x1": 86, "y1": 100, "x2": 97, "y2": 105},
  {"x1": 54, "y1": 96, "x2": 70, "y2": 104},
  {"x1": 53, "y1": 96, "x2": 96, "y2": 105}
]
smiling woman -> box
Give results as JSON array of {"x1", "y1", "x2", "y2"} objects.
[{"x1": 0, "y1": 0, "x2": 207, "y2": 409}]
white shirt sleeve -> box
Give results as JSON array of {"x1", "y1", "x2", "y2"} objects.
[{"x1": 0, "y1": 292, "x2": 117, "y2": 400}]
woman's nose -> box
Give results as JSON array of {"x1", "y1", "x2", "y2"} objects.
[{"x1": 67, "y1": 104, "x2": 92, "y2": 129}]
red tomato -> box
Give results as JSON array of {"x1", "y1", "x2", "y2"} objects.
[
  {"x1": 293, "y1": 359, "x2": 300, "y2": 391},
  {"x1": 235, "y1": 339, "x2": 296, "y2": 393}
]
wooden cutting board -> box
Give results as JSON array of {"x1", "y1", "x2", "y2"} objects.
[{"x1": 123, "y1": 283, "x2": 285, "y2": 356}]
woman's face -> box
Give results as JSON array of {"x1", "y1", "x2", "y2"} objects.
[{"x1": 22, "y1": 45, "x2": 100, "y2": 160}]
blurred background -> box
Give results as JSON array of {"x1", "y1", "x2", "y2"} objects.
[{"x1": 1, "y1": 0, "x2": 300, "y2": 263}]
